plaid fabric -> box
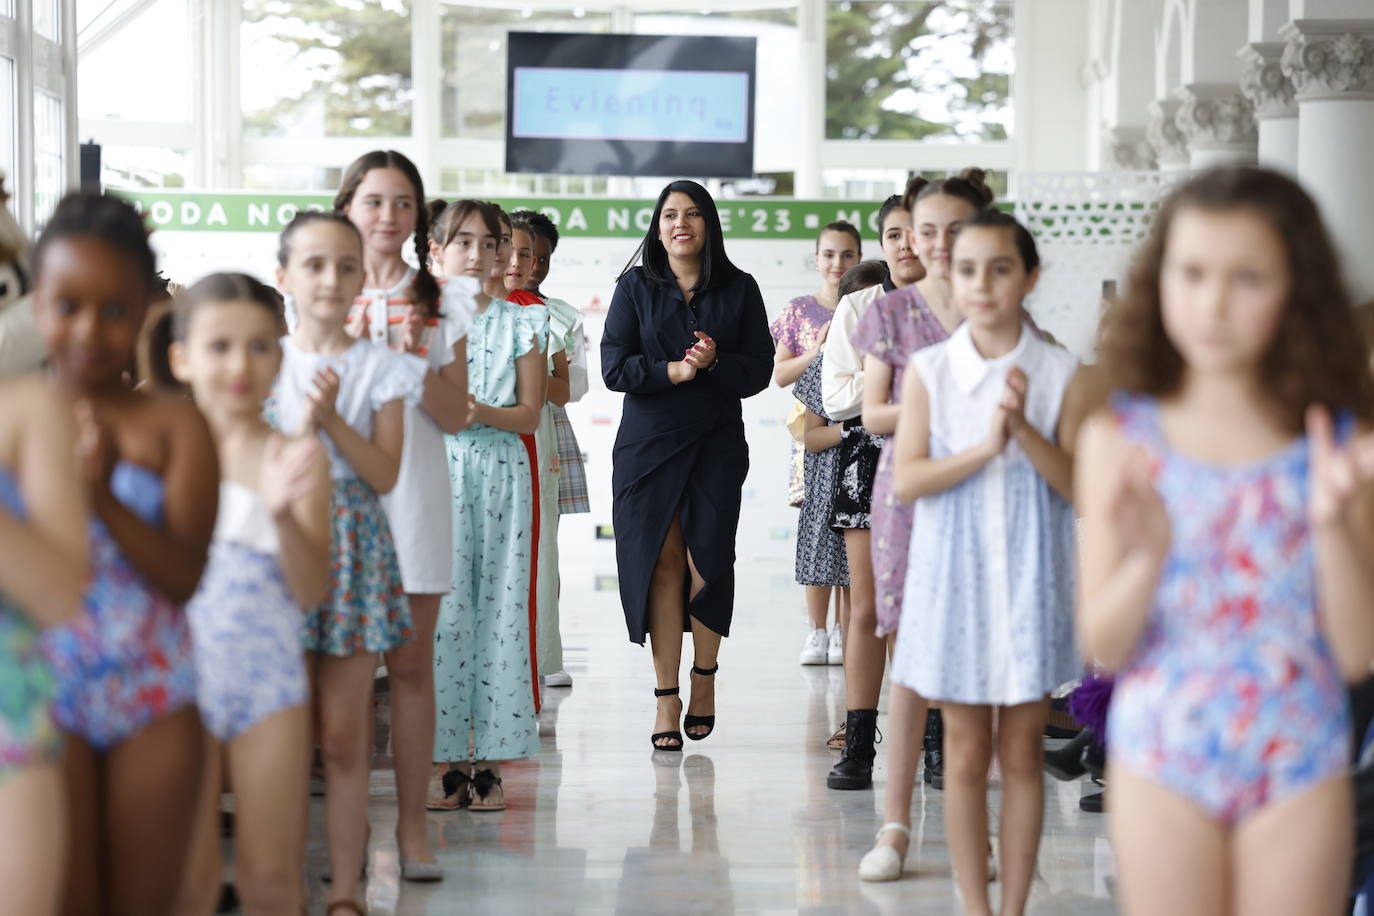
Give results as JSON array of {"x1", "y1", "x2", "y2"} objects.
[{"x1": 552, "y1": 405, "x2": 590, "y2": 514}]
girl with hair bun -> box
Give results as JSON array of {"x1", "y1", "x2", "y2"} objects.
[
  {"x1": 337, "y1": 150, "x2": 473, "y2": 879},
  {"x1": 775, "y1": 221, "x2": 861, "y2": 668}
]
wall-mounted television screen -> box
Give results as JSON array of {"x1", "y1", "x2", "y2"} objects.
[{"x1": 505, "y1": 32, "x2": 757, "y2": 179}]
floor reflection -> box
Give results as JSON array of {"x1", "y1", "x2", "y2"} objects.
[{"x1": 294, "y1": 540, "x2": 1117, "y2": 914}]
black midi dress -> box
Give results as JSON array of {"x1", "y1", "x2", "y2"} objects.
[{"x1": 601, "y1": 266, "x2": 774, "y2": 645}]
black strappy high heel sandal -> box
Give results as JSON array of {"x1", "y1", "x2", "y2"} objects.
[
  {"x1": 651, "y1": 686, "x2": 684, "y2": 751},
  {"x1": 685, "y1": 664, "x2": 717, "y2": 741}
]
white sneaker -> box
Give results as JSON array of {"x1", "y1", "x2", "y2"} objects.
[
  {"x1": 827, "y1": 623, "x2": 844, "y2": 665},
  {"x1": 542, "y1": 671, "x2": 572, "y2": 688},
  {"x1": 799, "y1": 628, "x2": 829, "y2": 665}
]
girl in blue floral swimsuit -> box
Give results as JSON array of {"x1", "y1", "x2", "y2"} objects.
[{"x1": 1079, "y1": 167, "x2": 1374, "y2": 916}]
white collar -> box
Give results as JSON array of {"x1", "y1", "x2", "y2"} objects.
[
  {"x1": 363, "y1": 266, "x2": 418, "y2": 298},
  {"x1": 947, "y1": 320, "x2": 1033, "y2": 395}
]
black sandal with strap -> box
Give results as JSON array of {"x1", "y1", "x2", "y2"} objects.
[
  {"x1": 685, "y1": 664, "x2": 717, "y2": 741},
  {"x1": 651, "y1": 686, "x2": 684, "y2": 751}
]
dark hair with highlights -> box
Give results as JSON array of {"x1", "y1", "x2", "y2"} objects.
[
  {"x1": 838, "y1": 259, "x2": 889, "y2": 299},
  {"x1": 955, "y1": 209, "x2": 1040, "y2": 273},
  {"x1": 334, "y1": 150, "x2": 442, "y2": 321},
  {"x1": 619, "y1": 180, "x2": 740, "y2": 292},
  {"x1": 34, "y1": 192, "x2": 156, "y2": 291},
  {"x1": 1100, "y1": 166, "x2": 1373, "y2": 432},
  {"x1": 903, "y1": 167, "x2": 995, "y2": 216}
]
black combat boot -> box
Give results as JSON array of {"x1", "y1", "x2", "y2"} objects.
[{"x1": 827, "y1": 709, "x2": 880, "y2": 790}]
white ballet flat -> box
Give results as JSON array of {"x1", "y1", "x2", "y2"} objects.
[{"x1": 858, "y1": 822, "x2": 912, "y2": 882}]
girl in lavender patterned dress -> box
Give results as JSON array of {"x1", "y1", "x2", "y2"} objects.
[
  {"x1": 171, "y1": 273, "x2": 330, "y2": 915},
  {"x1": 771, "y1": 222, "x2": 860, "y2": 666}
]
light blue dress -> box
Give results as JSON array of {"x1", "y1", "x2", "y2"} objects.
[
  {"x1": 434, "y1": 298, "x2": 547, "y2": 763},
  {"x1": 890, "y1": 322, "x2": 1079, "y2": 706}
]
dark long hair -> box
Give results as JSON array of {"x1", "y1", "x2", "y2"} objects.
[
  {"x1": 334, "y1": 150, "x2": 442, "y2": 320},
  {"x1": 619, "y1": 180, "x2": 739, "y2": 292},
  {"x1": 1100, "y1": 165, "x2": 1373, "y2": 431}
]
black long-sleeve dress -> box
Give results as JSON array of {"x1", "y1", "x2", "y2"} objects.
[{"x1": 601, "y1": 266, "x2": 774, "y2": 645}]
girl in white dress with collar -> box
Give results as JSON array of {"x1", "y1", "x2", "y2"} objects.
[{"x1": 889, "y1": 211, "x2": 1096, "y2": 915}]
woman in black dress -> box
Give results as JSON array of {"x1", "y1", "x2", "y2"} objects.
[{"x1": 601, "y1": 180, "x2": 774, "y2": 750}]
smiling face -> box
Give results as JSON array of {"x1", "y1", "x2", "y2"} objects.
[
  {"x1": 912, "y1": 192, "x2": 979, "y2": 282},
  {"x1": 343, "y1": 167, "x2": 418, "y2": 261},
  {"x1": 951, "y1": 225, "x2": 1038, "y2": 332},
  {"x1": 1159, "y1": 205, "x2": 1290, "y2": 379},
  {"x1": 504, "y1": 228, "x2": 535, "y2": 294},
  {"x1": 34, "y1": 236, "x2": 149, "y2": 390},
  {"x1": 275, "y1": 220, "x2": 366, "y2": 332},
  {"x1": 880, "y1": 208, "x2": 923, "y2": 287},
  {"x1": 658, "y1": 191, "x2": 707, "y2": 263},
  {"x1": 171, "y1": 299, "x2": 282, "y2": 417},
  {"x1": 816, "y1": 229, "x2": 860, "y2": 294},
  {"x1": 436, "y1": 210, "x2": 499, "y2": 283}
]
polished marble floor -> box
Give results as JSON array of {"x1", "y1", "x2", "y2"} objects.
[{"x1": 300, "y1": 544, "x2": 1118, "y2": 914}]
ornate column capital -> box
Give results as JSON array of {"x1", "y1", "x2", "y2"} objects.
[
  {"x1": 1280, "y1": 20, "x2": 1374, "y2": 101},
  {"x1": 1173, "y1": 83, "x2": 1257, "y2": 151},
  {"x1": 1146, "y1": 98, "x2": 1189, "y2": 168},
  {"x1": 1240, "y1": 42, "x2": 1298, "y2": 119},
  {"x1": 1104, "y1": 126, "x2": 1158, "y2": 170}
]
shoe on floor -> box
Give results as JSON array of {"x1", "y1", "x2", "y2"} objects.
[
  {"x1": 828, "y1": 709, "x2": 880, "y2": 790},
  {"x1": 543, "y1": 671, "x2": 573, "y2": 688},
  {"x1": 1080, "y1": 790, "x2": 1105, "y2": 813},
  {"x1": 827, "y1": 622, "x2": 844, "y2": 665},
  {"x1": 799, "y1": 628, "x2": 829, "y2": 666},
  {"x1": 858, "y1": 822, "x2": 911, "y2": 882},
  {"x1": 1044, "y1": 729, "x2": 1091, "y2": 782}
]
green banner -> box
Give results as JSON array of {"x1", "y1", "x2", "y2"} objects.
[{"x1": 115, "y1": 190, "x2": 892, "y2": 240}]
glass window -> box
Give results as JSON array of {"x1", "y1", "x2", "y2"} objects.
[
  {"x1": 77, "y1": 0, "x2": 190, "y2": 122},
  {"x1": 34, "y1": 90, "x2": 64, "y2": 227},
  {"x1": 100, "y1": 145, "x2": 191, "y2": 189},
  {"x1": 0, "y1": 57, "x2": 13, "y2": 184},
  {"x1": 34, "y1": 0, "x2": 59, "y2": 39},
  {"x1": 242, "y1": 163, "x2": 344, "y2": 192},
  {"x1": 826, "y1": 0, "x2": 1012, "y2": 141},
  {"x1": 439, "y1": 6, "x2": 612, "y2": 140},
  {"x1": 0, "y1": 0, "x2": 13, "y2": 19},
  {"x1": 242, "y1": 0, "x2": 412, "y2": 139}
]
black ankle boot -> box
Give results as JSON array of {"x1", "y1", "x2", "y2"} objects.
[
  {"x1": 923, "y1": 709, "x2": 944, "y2": 790},
  {"x1": 827, "y1": 709, "x2": 879, "y2": 790},
  {"x1": 1082, "y1": 736, "x2": 1106, "y2": 781},
  {"x1": 1044, "y1": 728, "x2": 1092, "y2": 782}
]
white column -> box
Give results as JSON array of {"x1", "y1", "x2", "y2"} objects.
[
  {"x1": 1282, "y1": 20, "x2": 1374, "y2": 300},
  {"x1": 411, "y1": 0, "x2": 441, "y2": 194},
  {"x1": 1240, "y1": 42, "x2": 1299, "y2": 172},
  {"x1": 1174, "y1": 82, "x2": 1258, "y2": 168},
  {"x1": 1146, "y1": 98, "x2": 1191, "y2": 171},
  {"x1": 794, "y1": 0, "x2": 823, "y2": 199}
]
